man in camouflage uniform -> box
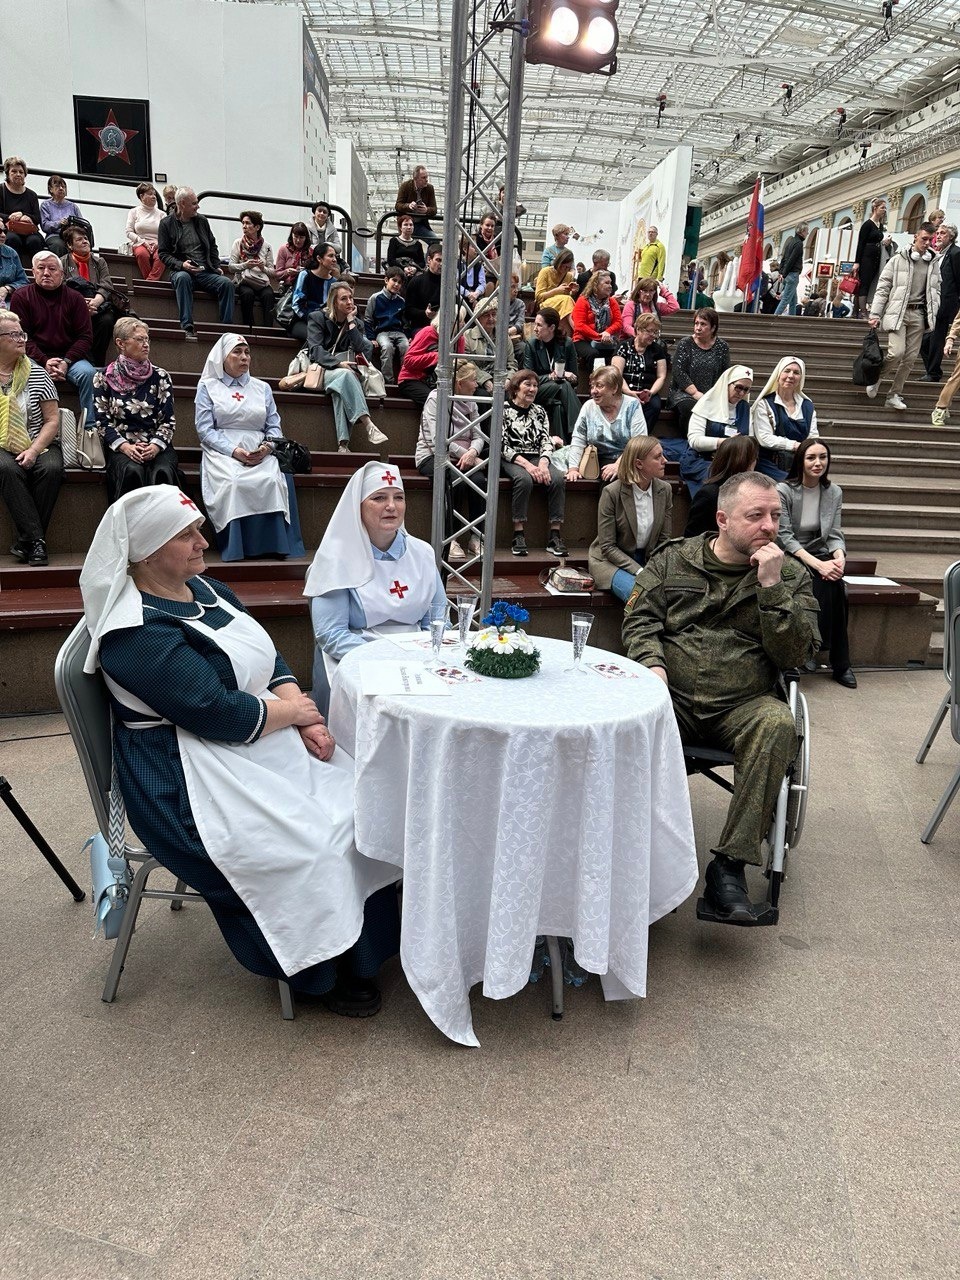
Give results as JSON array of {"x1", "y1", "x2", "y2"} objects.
[{"x1": 623, "y1": 472, "x2": 819, "y2": 923}]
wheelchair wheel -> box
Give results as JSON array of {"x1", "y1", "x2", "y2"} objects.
[{"x1": 784, "y1": 687, "x2": 810, "y2": 848}]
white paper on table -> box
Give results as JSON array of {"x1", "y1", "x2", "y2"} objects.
[
  {"x1": 360, "y1": 661, "x2": 453, "y2": 696},
  {"x1": 844, "y1": 575, "x2": 899, "y2": 587},
  {"x1": 543, "y1": 581, "x2": 592, "y2": 597},
  {"x1": 389, "y1": 630, "x2": 460, "y2": 651}
]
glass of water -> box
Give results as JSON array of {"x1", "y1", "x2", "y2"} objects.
[
  {"x1": 566, "y1": 611, "x2": 594, "y2": 673},
  {"x1": 553, "y1": 358, "x2": 566, "y2": 378},
  {"x1": 426, "y1": 602, "x2": 449, "y2": 668},
  {"x1": 455, "y1": 593, "x2": 477, "y2": 655}
]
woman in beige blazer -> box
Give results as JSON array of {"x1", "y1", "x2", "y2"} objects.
[{"x1": 588, "y1": 435, "x2": 672, "y2": 600}]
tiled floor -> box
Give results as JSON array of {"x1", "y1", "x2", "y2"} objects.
[{"x1": 1, "y1": 669, "x2": 957, "y2": 1280}]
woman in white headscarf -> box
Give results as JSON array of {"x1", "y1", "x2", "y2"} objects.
[
  {"x1": 750, "y1": 355, "x2": 819, "y2": 482},
  {"x1": 194, "y1": 333, "x2": 304, "y2": 560},
  {"x1": 681, "y1": 363, "x2": 753, "y2": 497},
  {"x1": 303, "y1": 460, "x2": 446, "y2": 710},
  {"x1": 79, "y1": 485, "x2": 401, "y2": 1013}
]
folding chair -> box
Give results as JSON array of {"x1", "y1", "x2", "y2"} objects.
[
  {"x1": 921, "y1": 607, "x2": 960, "y2": 844},
  {"x1": 54, "y1": 620, "x2": 295, "y2": 1019},
  {"x1": 916, "y1": 561, "x2": 960, "y2": 764}
]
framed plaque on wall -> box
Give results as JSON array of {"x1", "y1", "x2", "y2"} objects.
[{"x1": 74, "y1": 97, "x2": 152, "y2": 182}]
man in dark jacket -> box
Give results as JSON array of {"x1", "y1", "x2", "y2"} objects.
[
  {"x1": 11, "y1": 250, "x2": 94, "y2": 421},
  {"x1": 394, "y1": 165, "x2": 438, "y2": 243},
  {"x1": 923, "y1": 223, "x2": 960, "y2": 380},
  {"x1": 773, "y1": 222, "x2": 808, "y2": 316},
  {"x1": 158, "y1": 187, "x2": 234, "y2": 339},
  {"x1": 521, "y1": 306, "x2": 581, "y2": 441},
  {"x1": 404, "y1": 244, "x2": 443, "y2": 333}
]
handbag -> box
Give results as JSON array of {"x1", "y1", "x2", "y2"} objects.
[
  {"x1": 273, "y1": 437, "x2": 312, "y2": 474},
  {"x1": 852, "y1": 329, "x2": 884, "y2": 386},
  {"x1": 539, "y1": 566, "x2": 595, "y2": 592},
  {"x1": 87, "y1": 750, "x2": 131, "y2": 941},
  {"x1": 838, "y1": 276, "x2": 858, "y2": 296},
  {"x1": 278, "y1": 346, "x2": 311, "y2": 391},
  {"x1": 356, "y1": 361, "x2": 386, "y2": 400},
  {"x1": 578, "y1": 444, "x2": 600, "y2": 480},
  {"x1": 275, "y1": 287, "x2": 297, "y2": 331},
  {"x1": 59, "y1": 406, "x2": 105, "y2": 470}
]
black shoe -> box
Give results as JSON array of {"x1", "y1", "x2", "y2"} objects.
[
  {"x1": 546, "y1": 531, "x2": 567, "y2": 557},
  {"x1": 183, "y1": 326, "x2": 198, "y2": 343},
  {"x1": 321, "y1": 976, "x2": 381, "y2": 1018},
  {"x1": 511, "y1": 532, "x2": 528, "y2": 556},
  {"x1": 833, "y1": 667, "x2": 857, "y2": 689},
  {"x1": 9, "y1": 540, "x2": 28, "y2": 563},
  {"x1": 802, "y1": 658, "x2": 818, "y2": 673},
  {"x1": 703, "y1": 853, "x2": 755, "y2": 923},
  {"x1": 26, "y1": 539, "x2": 48, "y2": 566}
]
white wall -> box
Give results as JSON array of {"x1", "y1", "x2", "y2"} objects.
[
  {"x1": 1, "y1": 0, "x2": 315, "y2": 252},
  {"x1": 543, "y1": 199, "x2": 622, "y2": 268},
  {"x1": 330, "y1": 139, "x2": 371, "y2": 271},
  {"x1": 614, "y1": 148, "x2": 693, "y2": 293}
]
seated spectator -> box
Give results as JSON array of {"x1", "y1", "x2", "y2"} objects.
[
  {"x1": 40, "y1": 176, "x2": 85, "y2": 257},
  {"x1": 565, "y1": 366, "x2": 646, "y2": 483},
  {"x1": 588, "y1": 436, "x2": 672, "y2": 601},
  {"x1": 501, "y1": 369, "x2": 567, "y2": 558},
  {"x1": 495, "y1": 184, "x2": 526, "y2": 224},
  {"x1": 474, "y1": 213, "x2": 500, "y2": 281},
  {"x1": 405, "y1": 243, "x2": 443, "y2": 332},
  {"x1": 415, "y1": 360, "x2": 485, "y2": 560},
  {"x1": 0, "y1": 308, "x2": 61, "y2": 566},
  {"x1": 385, "y1": 214, "x2": 425, "y2": 277},
  {"x1": 668, "y1": 307, "x2": 730, "y2": 437},
  {"x1": 522, "y1": 306, "x2": 580, "y2": 442},
  {"x1": 751, "y1": 356, "x2": 819, "y2": 482},
  {"x1": 0, "y1": 158, "x2": 43, "y2": 266},
  {"x1": 677, "y1": 262, "x2": 714, "y2": 310},
  {"x1": 125, "y1": 182, "x2": 165, "y2": 281},
  {"x1": 161, "y1": 184, "x2": 177, "y2": 215},
  {"x1": 395, "y1": 165, "x2": 438, "y2": 242},
  {"x1": 576, "y1": 250, "x2": 617, "y2": 295},
  {"x1": 195, "y1": 334, "x2": 305, "y2": 561},
  {"x1": 397, "y1": 308, "x2": 465, "y2": 414},
  {"x1": 304, "y1": 461, "x2": 446, "y2": 710},
  {"x1": 309, "y1": 201, "x2": 343, "y2": 261},
  {"x1": 802, "y1": 281, "x2": 828, "y2": 318},
  {"x1": 612, "y1": 313, "x2": 668, "y2": 431},
  {"x1": 275, "y1": 222, "x2": 313, "y2": 291},
  {"x1": 363, "y1": 267, "x2": 408, "y2": 381},
  {"x1": 534, "y1": 247, "x2": 578, "y2": 336},
  {"x1": 506, "y1": 272, "x2": 527, "y2": 358},
  {"x1": 10, "y1": 251, "x2": 95, "y2": 424},
  {"x1": 157, "y1": 186, "x2": 234, "y2": 340},
  {"x1": 777, "y1": 439, "x2": 855, "y2": 688},
  {"x1": 60, "y1": 225, "x2": 124, "y2": 366},
  {"x1": 621, "y1": 276, "x2": 679, "y2": 336},
  {"x1": 572, "y1": 271, "x2": 622, "y2": 383},
  {"x1": 306, "y1": 282, "x2": 388, "y2": 452},
  {"x1": 541, "y1": 223, "x2": 572, "y2": 268},
  {"x1": 93, "y1": 319, "x2": 180, "y2": 504},
  {"x1": 464, "y1": 297, "x2": 517, "y2": 394},
  {"x1": 683, "y1": 364, "x2": 753, "y2": 496},
  {"x1": 458, "y1": 236, "x2": 487, "y2": 308},
  {"x1": 0, "y1": 218, "x2": 29, "y2": 305},
  {"x1": 229, "y1": 210, "x2": 277, "y2": 329},
  {"x1": 638, "y1": 225, "x2": 666, "y2": 280},
  {"x1": 684, "y1": 434, "x2": 759, "y2": 537},
  {"x1": 287, "y1": 243, "x2": 340, "y2": 343}
]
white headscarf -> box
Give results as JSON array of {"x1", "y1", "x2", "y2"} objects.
[
  {"x1": 303, "y1": 461, "x2": 406, "y2": 598},
  {"x1": 695, "y1": 364, "x2": 754, "y2": 426},
  {"x1": 201, "y1": 333, "x2": 245, "y2": 387},
  {"x1": 79, "y1": 486, "x2": 204, "y2": 673},
  {"x1": 752, "y1": 355, "x2": 809, "y2": 405}
]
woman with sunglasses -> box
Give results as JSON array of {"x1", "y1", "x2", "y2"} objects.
[{"x1": 681, "y1": 364, "x2": 753, "y2": 496}]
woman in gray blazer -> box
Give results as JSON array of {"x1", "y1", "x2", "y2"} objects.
[
  {"x1": 588, "y1": 435, "x2": 672, "y2": 601},
  {"x1": 776, "y1": 438, "x2": 855, "y2": 688}
]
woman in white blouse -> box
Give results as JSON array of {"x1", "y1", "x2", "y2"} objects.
[
  {"x1": 751, "y1": 355, "x2": 819, "y2": 481},
  {"x1": 415, "y1": 360, "x2": 485, "y2": 560},
  {"x1": 125, "y1": 182, "x2": 165, "y2": 280},
  {"x1": 587, "y1": 435, "x2": 672, "y2": 601}
]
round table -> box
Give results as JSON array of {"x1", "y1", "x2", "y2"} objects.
[{"x1": 328, "y1": 635, "x2": 697, "y2": 1046}]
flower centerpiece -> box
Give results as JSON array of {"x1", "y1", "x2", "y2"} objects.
[{"x1": 464, "y1": 600, "x2": 541, "y2": 679}]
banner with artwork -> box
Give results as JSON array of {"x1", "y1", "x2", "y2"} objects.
[
  {"x1": 74, "y1": 97, "x2": 152, "y2": 182},
  {"x1": 613, "y1": 148, "x2": 693, "y2": 293}
]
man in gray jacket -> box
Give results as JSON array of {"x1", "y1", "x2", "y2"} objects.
[{"x1": 867, "y1": 222, "x2": 941, "y2": 410}]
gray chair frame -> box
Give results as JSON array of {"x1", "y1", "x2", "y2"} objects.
[
  {"x1": 921, "y1": 607, "x2": 960, "y2": 844},
  {"x1": 916, "y1": 560, "x2": 960, "y2": 765},
  {"x1": 54, "y1": 619, "x2": 295, "y2": 1019}
]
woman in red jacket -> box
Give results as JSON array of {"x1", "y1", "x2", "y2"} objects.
[
  {"x1": 571, "y1": 271, "x2": 622, "y2": 390},
  {"x1": 397, "y1": 310, "x2": 466, "y2": 413}
]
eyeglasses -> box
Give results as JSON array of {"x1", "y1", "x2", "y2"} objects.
[
  {"x1": 0, "y1": 329, "x2": 26, "y2": 340},
  {"x1": 732, "y1": 384, "x2": 752, "y2": 394}
]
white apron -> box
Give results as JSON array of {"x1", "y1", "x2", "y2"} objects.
[
  {"x1": 105, "y1": 594, "x2": 400, "y2": 975},
  {"x1": 200, "y1": 377, "x2": 290, "y2": 532},
  {"x1": 354, "y1": 538, "x2": 438, "y2": 629}
]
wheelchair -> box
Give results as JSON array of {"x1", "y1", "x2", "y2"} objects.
[{"x1": 682, "y1": 674, "x2": 810, "y2": 927}]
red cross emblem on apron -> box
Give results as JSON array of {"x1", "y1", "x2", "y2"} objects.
[{"x1": 389, "y1": 580, "x2": 409, "y2": 600}]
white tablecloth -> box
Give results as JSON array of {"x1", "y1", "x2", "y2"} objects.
[{"x1": 329, "y1": 636, "x2": 698, "y2": 1046}]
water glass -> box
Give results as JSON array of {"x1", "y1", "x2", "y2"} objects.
[
  {"x1": 553, "y1": 359, "x2": 566, "y2": 378},
  {"x1": 455, "y1": 593, "x2": 477, "y2": 654},
  {"x1": 566, "y1": 611, "x2": 594, "y2": 673},
  {"x1": 427, "y1": 602, "x2": 449, "y2": 668}
]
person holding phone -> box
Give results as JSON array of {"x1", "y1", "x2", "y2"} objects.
[
  {"x1": 395, "y1": 165, "x2": 438, "y2": 242},
  {"x1": 306, "y1": 282, "x2": 388, "y2": 452}
]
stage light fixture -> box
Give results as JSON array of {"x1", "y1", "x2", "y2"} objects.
[{"x1": 525, "y1": 0, "x2": 620, "y2": 75}]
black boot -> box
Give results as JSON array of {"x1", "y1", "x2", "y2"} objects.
[{"x1": 703, "y1": 853, "x2": 755, "y2": 923}]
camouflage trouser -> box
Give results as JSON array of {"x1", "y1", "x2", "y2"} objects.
[{"x1": 671, "y1": 693, "x2": 798, "y2": 867}]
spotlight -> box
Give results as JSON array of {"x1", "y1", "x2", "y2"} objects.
[{"x1": 525, "y1": 0, "x2": 620, "y2": 75}]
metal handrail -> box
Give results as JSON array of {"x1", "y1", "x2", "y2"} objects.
[{"x1": 373, "y1": 208, "x2": 524, "y2": 272}]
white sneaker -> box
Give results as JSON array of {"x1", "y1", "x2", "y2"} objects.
[
  {"x1": 932, "y1": 407, "x2": 948, "y2": 426},
  {"x1": 362, "y1": 417, "x2": 388, "y2": 445},
  {"x1": 865, "y1": 383, "x2": 879, "y2": 399},
  {"x1": 448, "y1": 540, "x2": 466, "y2": 561},
  {"x1": 467, "y1": 535, "x2": 482, "y2": 557},
  {"x1": 885, "y1": 393, "x2": 907, "y2": 411}
]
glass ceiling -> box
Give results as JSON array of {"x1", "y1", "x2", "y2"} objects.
[{"x1": 280, "y1": 0, "x2": 960, "y2": 227}]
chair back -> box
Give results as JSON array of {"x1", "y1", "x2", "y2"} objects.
[
  {"x1": 54, "y1": 620, "x2": 112, "y2": 835},
  {"x1": 943, "y1": 560, "x2": 960, "y2": 681},
  {"x1": 951, "y1": 607, "x2": 960, "y2": 746}
]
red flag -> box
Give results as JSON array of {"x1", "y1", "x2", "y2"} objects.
[{"x1": 737, "y1": 176, "x2": 763, "y2": 301}]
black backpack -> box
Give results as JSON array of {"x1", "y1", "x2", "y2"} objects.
[{"x1": 852, "y1": 330, "x2": 884, "y2": 386}]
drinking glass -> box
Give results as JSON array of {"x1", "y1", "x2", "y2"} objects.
[
  {"x1": 426, "y1": 602, "x2": 449, "y2": 668},
  {"x1": 566, "y1": 611, "x2": 594, "y2": 673},
  {"x1": 455, "y1": 593, "x2": 477, "y2": 655},
  {"x1": 553, "y1": 358, "x2": 566, "y2": 378}
]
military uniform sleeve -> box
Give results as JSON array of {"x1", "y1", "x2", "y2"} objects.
[
  {"x1": 755, "y1": 567, "x2": 820, "y2": 669},
  {"x1": 621, "y1": 547, "x2": 670, "y2": 669}
]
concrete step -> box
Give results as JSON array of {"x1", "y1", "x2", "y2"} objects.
[
  {"x1": 831, "y1": 455, "x2": 960, "y2": 479},
  {"x1": 833, "y1": 475, "x2": 960, "y2": 507},
  {"x1": 844, "y1": 526, "x2": 960, "y2": 554},
  {"x1": 874, "y1": 550, "x2": 959, "y2": 599},
  {"x1": 843, "y1": 502, "x2": 960, "y2": 531},
  {"x1": 818, "y1": 417, "x2": 960, "y2": 442}
]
